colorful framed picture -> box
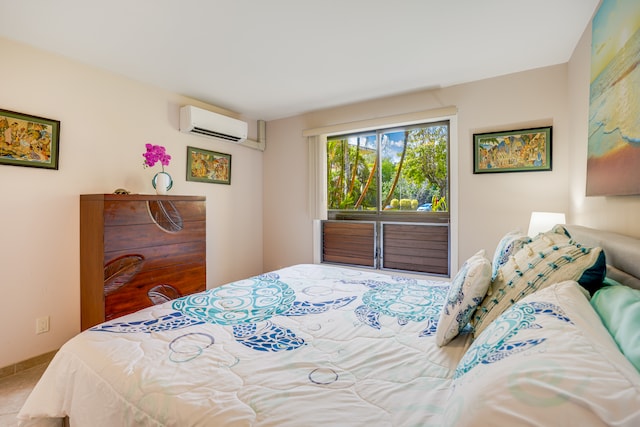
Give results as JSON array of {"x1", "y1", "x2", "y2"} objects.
[
  {"x1": 587, "y1": 0, "x2": 640, "y2": 196},
  {"x1": 186, "y1": 146, "x2": 231, "y2": 185},
  {"x1": 473, "y1": 126, "x2": 552, "y2": 174},
  {"x1": 0, "y1": 109, "x2": 60, "y2": 170}
]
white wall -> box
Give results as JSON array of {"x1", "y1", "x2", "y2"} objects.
[
  {"x1": 264, "y1": 65, "x2": 571, "y2": 274},
  {"x1": 0, "y1": 37, "x2": 264, "y2": 368},
  {"x1": 6, "y1": 10, "x2": 640, "y2": 369},
  {"x1": 568, "y1": 22, "x2": 640, "y2": 236}
]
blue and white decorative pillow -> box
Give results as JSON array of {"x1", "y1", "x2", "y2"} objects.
[
  {"x1": 436, "y1": 250, "x2": 491, "y2": 346},
  {"x1": 471, "y1": 225, "x2": 606, "y2": 337},
  {"x1": 491, "y1": 230, "x2": 531, "y2": 280}
]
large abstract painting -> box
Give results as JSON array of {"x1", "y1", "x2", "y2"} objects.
[{"x1": 587, "y1": 0, "x2": 640, "y2": 196}]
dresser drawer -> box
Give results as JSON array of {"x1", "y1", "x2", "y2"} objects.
[
  {"x1": 104, "y1": 241, "x2": 206, "y2": 273},
  {"x1": 103, "y1": 199, "x2": 206, "y2": 226},
  {"x1": 105, "y1": 263, "x2": 206, "y2": 320},
  {"x1": 104, "y1": 221, "x2": 205, "y2": 253}
]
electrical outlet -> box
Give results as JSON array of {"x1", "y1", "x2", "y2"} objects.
[{"x1": 36, "y1": 316, "x2": 50, "y2": 334}]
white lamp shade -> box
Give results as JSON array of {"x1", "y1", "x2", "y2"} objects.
[{"x1": 527, "y1": 212, "x2": 566, "y2": 237}]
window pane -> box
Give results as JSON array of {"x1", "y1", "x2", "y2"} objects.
[
  {"x1": 327, "y1": 133, "x2": 378, "y2": 211},
  {"x1": 381, "y1": 124, "x2": 448, "y2": 213}
]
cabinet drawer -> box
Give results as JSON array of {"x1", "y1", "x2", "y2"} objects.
[
  {"x1": 104, "y1": 200, "x2": 206, "y2": 226},
  {"x1": 104, "y1": 221, "x2": 205, "y2": 252},
  {"x1": 104, "y1": 241, "x2": 205, "y2": 295},
  {"x1": 105, "y1": 241, "x2": 206, "y2": 272},
  {"x1": 105, "y1": 263, "x2": 206, "y2": 320}
]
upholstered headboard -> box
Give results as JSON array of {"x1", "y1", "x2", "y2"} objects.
[{"x1": 565, "y1": 225, "x2": 640, "y2": 290}]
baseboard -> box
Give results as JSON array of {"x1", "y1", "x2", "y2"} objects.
[{"x1": 0, "y1": 350, "x2": 57, "y2": 380}]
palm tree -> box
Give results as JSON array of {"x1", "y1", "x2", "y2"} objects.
[
  {"x1": 355, "y1": 157, "x2": 377, "y2": 209},
  {"x1": 382, "y1": 130, "x2": 409, "y2": 208}
]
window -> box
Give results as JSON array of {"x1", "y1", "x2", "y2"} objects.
[{"x1": 322, "y1": 121, "x2": 450, "y2": 275}]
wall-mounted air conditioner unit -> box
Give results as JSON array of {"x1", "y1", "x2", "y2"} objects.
[{"x1": 179, "y1": 105, "x2": 248, "y2": 143}]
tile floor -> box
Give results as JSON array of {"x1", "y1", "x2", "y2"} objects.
[{"x1": 0, "y1": 363, "x2": 47, "y2": 427}]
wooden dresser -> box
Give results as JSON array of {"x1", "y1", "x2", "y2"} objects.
[{"x1": 80, "y1": 194, "x2": 206, "y2": 330}]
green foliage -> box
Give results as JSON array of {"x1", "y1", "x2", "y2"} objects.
[
  {"x1": 338, "y1": 194, "x2": 356, "y2": 209},
  {"x1": 399, "y1": 199, "x2": 412, "y2": 210},
  {"x1": 327, "y1": 137, "x2": 378, "y2": 210},
  {"x1": 327, "y1": 124, "x2": 448, "y2": 212},
  {"x1": 402, "y1": 126, "x2": 448, "y2": 192},
  {"x1": 432, "y1": 195, "x2": 447, "y2": 211}
]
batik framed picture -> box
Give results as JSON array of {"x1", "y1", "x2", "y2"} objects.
[
  {"x1": 473, "y1": 126, "x2": 552, "y2": 174},
  {"x1": 0, "y1": 109, "x2": 60, "y2": 170},
  {"x1": 186, "y1": 146, "x2": 231, "y2": 185}
]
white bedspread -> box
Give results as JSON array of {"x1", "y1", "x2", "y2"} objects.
[{"x1": 18, "y1": 264, "x2": 470, "y2": 426}]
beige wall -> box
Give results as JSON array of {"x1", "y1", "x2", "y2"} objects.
[
  {"x1": 0, "y1": 37, "x2": 264, "y2": 368},
  {"x1": 568, "y1": 22, "x2": 640, "y2": 235},
  {"x1": 264, "y1": 65, "x2": 571, "y2": 274},
  {"x1": 5, "y1": 12, "x2": 640, "y2": 369}
]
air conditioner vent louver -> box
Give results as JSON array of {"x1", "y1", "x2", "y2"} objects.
[
  {"x1": 191, "y1": 127, "x2": 242, "y2": 142},
  {"x1": 179, "y1": 105, "x2": 248, "y2": 143}
]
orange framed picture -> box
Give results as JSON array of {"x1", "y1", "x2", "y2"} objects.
[
  {"x1": 473, "y1": 126, "x2": 552, "y2": 174},
  {"x1": 186, "y1": 146, "x2": 231, "y2": 185},
  {"x1": 0, "y1": 109, "x2": 60, "y2": 170}
]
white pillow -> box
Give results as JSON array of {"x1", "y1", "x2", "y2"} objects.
[
  {"x1": 441, "y1": 280, "x2": 640, "y2": 427},
  {"x1": 471, "y1": 225, "x2": 606, "y2": 337},
  {"x1": 491, "y1": 230, "x2": 530, "y2": 280},
  {"x1": 436, "y1": 250, "x2": 491, "y2": 346}
]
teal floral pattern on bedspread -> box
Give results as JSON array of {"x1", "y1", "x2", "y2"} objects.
[
  {"x1": 454, "y1": 301, "x2": 572, "y2": 379},
  {"x1": 92, "y1": 272, "x2": 356, "y2": 352},
  {"x1": 173, "y1": 274, "x2": 297, "y2": 324},
  {"x1": 173, "y1": 274, "x2": 356, "y2": 351},
  {"x1": 350, "y1": 277, "x2": 448, "y2": 337},
  {"x1": 90, "y1": 271, "x2": 449, "y2": 352}
]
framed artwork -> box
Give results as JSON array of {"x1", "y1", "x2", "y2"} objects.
[
  {"x1": 473, "y1": 126, "x2": 552, "y2": 174},
  {"x1": 0, "y1": 109, "x2": 60, "y2": 170},
  {"x1": 186, "y1": 146, "x2": 231, "y2": 185},
  {"x1": 587, "y1": 0, "x2": 640, "y2": 196}
]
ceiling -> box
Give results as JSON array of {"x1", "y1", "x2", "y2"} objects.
[{"x1": 0, "y1": 0, "x2": 600, "y2": 121}]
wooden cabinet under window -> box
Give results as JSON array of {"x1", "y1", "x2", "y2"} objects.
[{"x1": 80, "y1": 194, "x2": 206, "y2": 330}]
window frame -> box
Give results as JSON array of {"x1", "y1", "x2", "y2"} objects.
[
  {"x1": 326, "y1": 121, "x2": 450, "y2": 219},
  {"x1": 323, "y1": 120, "x2": 451, "y2": 276},
  {"x1": 306, "y1": 107, "x2": 459, "y2": 279}
]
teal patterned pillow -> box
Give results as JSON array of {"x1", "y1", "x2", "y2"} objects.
[
  {"x1": 491, "y1": 230, "x2": 531, "y2": 280},
  {"x1": 436, "y1": 250, "x2": 491, "y2": 346},
  {"x1": 471, "y1": 225, "x2": 606, "y2": 338}
]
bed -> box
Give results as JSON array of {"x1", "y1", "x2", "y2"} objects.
[{"x1": 18, "y1": 225, "x2": 640, "y2": 426}]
